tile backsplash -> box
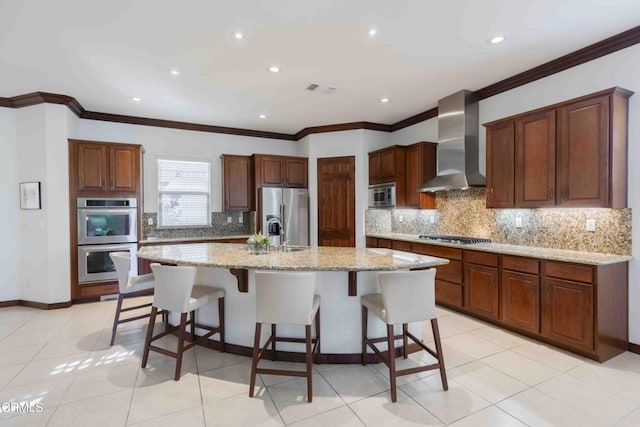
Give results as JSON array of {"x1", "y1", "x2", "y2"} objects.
[
  {"x1": 142, "y1": 212, "x2": 254, "y2": 239},
  {"x1": 367, "y1": 188, "x2": 632, "y2": 255}
]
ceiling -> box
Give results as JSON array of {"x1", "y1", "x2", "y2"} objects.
[{"x1": 1, "y1": 0, "x2": 639, "y2": 134}]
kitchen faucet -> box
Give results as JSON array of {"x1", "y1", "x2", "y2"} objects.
[{"x1": 266, "y1": 217, "x2": 286, "y2": 249}]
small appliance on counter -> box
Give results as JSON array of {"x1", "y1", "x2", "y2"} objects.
[{"x1": 418, "y1": 234, "x2": 491, "y2": 244}]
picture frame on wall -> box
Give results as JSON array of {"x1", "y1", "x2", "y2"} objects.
[{"x1": 19, "y1": 181, "x2": 41, "y2": 210}]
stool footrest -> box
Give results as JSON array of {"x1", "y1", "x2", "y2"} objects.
[
  {"x1": 120, "y1": 302, "x2": 153, "y2": 313},
  {"x1": 255, "y1": 368, "x2": 308, "y2": 377}
]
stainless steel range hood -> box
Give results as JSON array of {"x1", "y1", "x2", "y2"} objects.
[{"x1": 418, "y1": 90, "x2": 485, "y2": 192}]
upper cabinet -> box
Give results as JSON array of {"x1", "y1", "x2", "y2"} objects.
[
  {"x1": 71, "y1": 139, "x2": 141, "y2": 196},
  {"x1": 483, "y1": 87, "x2": 632, "y2": 209},
  {"x1": 253, "y1": 154, "x2": 308, "y2": 188},
  {"x1": 368, "y1": 145, "x2": 406, "y2": 186},
  {"x1": 221, "y1": 155, "x2": 253, "y2": 212},
  {"x1": 405, "y1": 142, "x2": 437, "y2": 209}
]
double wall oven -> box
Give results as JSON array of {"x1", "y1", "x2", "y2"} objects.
[{"x1": 77, "y1": 198, "x2": 138, "y2": 284}]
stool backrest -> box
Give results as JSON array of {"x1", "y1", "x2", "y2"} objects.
[
  {"x1": 110, "y1": 252, "x2": 132, "y2": 293},
  {"x1": 378, "y1": 269, "x2": 437, "y2": 324},
  {"x1": 150, "y1": 263, "x2": 196, "y2": 313},
  {"x1": 254, "y1": 271, "x2": 316, "y2": 325}
]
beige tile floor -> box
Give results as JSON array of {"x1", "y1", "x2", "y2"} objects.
[{"x1": 1, "y1": 299, "x2": 639, "y2": 426}]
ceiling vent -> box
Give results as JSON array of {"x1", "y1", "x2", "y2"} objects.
[{"x1": 306, "y1": 83, "x2": 336, "y2": 95}]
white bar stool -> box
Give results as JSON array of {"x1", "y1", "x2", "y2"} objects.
[
  {"x1": 249, "y1": 271, "x2": 320, "y2": 402},
  {"x1": 109, "y1": 252, "x2": 157, "y2": 346},
  {"x1": 361, "y1": 269, "x2": 448, "y2": 402},
  {"x1": 142, "y1": 263, "x2": 225, "y2": 381}
]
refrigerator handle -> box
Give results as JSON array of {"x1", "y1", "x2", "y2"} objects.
[{"x1": 280, "y1": 203, "x2": 285, "y2": 241}]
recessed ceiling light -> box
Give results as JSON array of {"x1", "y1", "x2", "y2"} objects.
[
  {"x1": 380, "y1": 97, "x2": 389, "y2": 103},
  {"x1": 259, "y1": 114, "x2": 267, "y2": 119},
  {"x1": 368, "y1": 28, "x2": 377, "y2": 37},
  {"x1": 234, "y1": 32, "x2": 243, "y2": 40},
  {"x1": 130, "y1": 97, "x2": 142, "y2": 102},
  {"x1": 269, "y1": 66, "x2": 280, "y2": 73},
  {"x1": 489, "y1": 35, "x2": 505, "y2": 44},
  {"x1": 170, "y1": 69, "x2": 180, "y2": 76}
]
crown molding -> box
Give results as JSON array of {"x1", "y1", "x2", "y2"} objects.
[{"x1": 2, "y1": 25, "x2": 639, "y2": 140}]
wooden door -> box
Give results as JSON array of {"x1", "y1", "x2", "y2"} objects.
[
  {"x1": 557, "y1": 95, "x2": 610, "y2": 207},
  {"x1": 464, "y1": 264, "x2": 499, "y2": 320},
  {"x1": 317, "y1": 156, "x2": 355, "y2": 247},
  {"x1": 260, "y1": 156, "x2": 285, "y2": 187},
  {"x1": 515, "y1": 110, "x2": 556, "y2": 207},
  {"x1": 542, "y1": 278, "x2": 594, "y2": 351},
  {"x1": 368, "y1": 152, "x2": 381, "y2": 185},
  {"x1": 285, "y1": 157, "x2": 308, "y2": 187},
  {"x1": 109, "y1": 145, "x2": 138, "y2": 193},
  {"x1": 501, "y1": 271, "x2": 540, "y2": 333},
  {"x1": 77, "y1": 143, "x2": 108, "y2": 193},
  {"x1": 405, "y1": 142, "x2": 436, "y2": 209},
  {"x1": 485, "y1": 121, "x2": 515, "y2": 207},
  {"x1": 222, "y1": 155, "x2": 252, "y2": 211}
]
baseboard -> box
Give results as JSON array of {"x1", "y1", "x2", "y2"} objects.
[
  {"x1": 0, "y1": 300, "x2": 73, "y2": 310},
  {"x1": 628, "y1": 342, "x2": 640, "y2": 355}
]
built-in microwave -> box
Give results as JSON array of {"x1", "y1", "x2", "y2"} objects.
[{"x1": 368, "y1": 183, "x2": 396, "y2": 208}]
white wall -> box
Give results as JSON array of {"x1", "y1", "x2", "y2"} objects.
[
  {"x1": 0, "y1": 108, "x2": 19, "y2": 301},
  {"x1": 390, "y1": 43, "x2": 640, "y2": 343},
  {"x1": 76, "y1": 120, "x2": 302, "y2": 213}
]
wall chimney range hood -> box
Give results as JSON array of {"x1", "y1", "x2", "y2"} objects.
[{"x1": 418, "y1": 90, "x2": 485, "y2": 192}]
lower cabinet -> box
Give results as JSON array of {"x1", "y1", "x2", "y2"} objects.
[
  {"x1": 542, "y1": 277, "x2": 594, "y2": 351},
  {"x1": 464, "y1": 264, "x2": 499, "y2": 320},
  {"x1": 501, "y1": 270, "x2": 540, "y2": 333}
]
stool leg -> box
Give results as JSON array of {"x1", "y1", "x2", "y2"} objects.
[
  {"x1": 314, "y1": 308, "x2": 321, "y2": 362},
  {"x1": 141, "y1": 306, "x2": 158, "y2": 368},
  {"x1": 271, "y1": 324, "x2": 277, "y2": 361},
  {"x1": 175, "y1": 313, "x2": 187, "y2": 381},
  {"x1": 305, "y1": 324, "x2": 313, "y2": 403},
  {"x1": 249, "y1": 323, "x2": 262, "y2": 397},
  {"x1": 218, "y1": 297, "x2": 225, "y2": 352},
  {"x1": 402, "y1": 323, "x2": 408, "y2": 359},
  {"x1": 190, "y1": 310, "x2": 196, "y2": 342},
  {"x1": 110, "y1": 294, "x2": 124, "y2": 346},
  {"x1": 431, "y1": 318, "x2": 448, "y2": 391},
  {"x1": 361, "y1": 305, "x2": 368, "y2": 366},
  {"x1": 387, "y1": 324, "x2": 397, "y2": 402}
]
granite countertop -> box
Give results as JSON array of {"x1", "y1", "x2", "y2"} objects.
[
  {"x1": 138, "y1": 243, "x2": 449, "y2": 271},
  {"x1": 139, "y1": 235, "x2": 251, "y2": 244},
  {"x1": 367, "y1": 233, "x2": 632, "y2": 266}
]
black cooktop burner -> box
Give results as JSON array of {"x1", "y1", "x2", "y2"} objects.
[{"x1": 418, "y1": 235, "x2": 492, "y2": 244}]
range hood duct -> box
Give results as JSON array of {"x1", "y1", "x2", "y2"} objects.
[{"x1": 418, "y1": 90, "x2": 485, "y2": 192}]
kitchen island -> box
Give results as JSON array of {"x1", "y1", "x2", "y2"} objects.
[{"x1": 138, "y1": 243, "x2": 449, "y2": 362}]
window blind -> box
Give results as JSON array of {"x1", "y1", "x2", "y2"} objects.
[{"x1": 157, "y1": 159, "x2": 211, "y2": 227}]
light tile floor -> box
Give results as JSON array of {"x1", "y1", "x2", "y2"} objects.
[{"x1": 0, "y1": 300, "x2": 639, "y2": 426}]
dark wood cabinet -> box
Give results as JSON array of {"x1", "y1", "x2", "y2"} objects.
[
  {"x1": 221, "y1": 155, "x2": 253, "y2": 211},
  {"x1": 484, "y1": 87, "x2": 631, "y2": 208},
  {"x1": 405, "y1": 142, "x2": 437, "y2": 209},
  {"x1": 73, "y1": 140, "x2": 140, "y2": 196},
  {"x1": 501, "y1": 270, "x2": 540, "y2": 333},
  {"x1": 412, "y1": 242, "x2": 463, "y2": 309},
  {"x1": 368, "y1": 146, "x2": 406, "y2": 197},
  {"x1": 253, "y1": 154, "x2": 308, "y2": 188},
  {"x1": 464, "y1": 251, "x2": 499, "y2": 320},
  {"x1": 485, "y1": 121, "x2": 515, "y2": 208},
  {"x1": 515, "y1": 110, "x2": 556, "y2": 207}
]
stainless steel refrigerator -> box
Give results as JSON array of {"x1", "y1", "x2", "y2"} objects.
[{"x1": 260, "y1": 187, "x2": 309, "y2": 246}]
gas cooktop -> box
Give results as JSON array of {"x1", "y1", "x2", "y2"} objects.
[{"x1": 418, "y1": 235, "x2": 492, "y2": 244}]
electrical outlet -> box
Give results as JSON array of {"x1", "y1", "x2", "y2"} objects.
[
  {"x1": 398, "y1": 215, "x2": 403, "y2": 223},
  {"x1": 227, "y1": 216, "x2": 232, "y2": 223},
  {"x1": 430, "y1": 215, "x2": 435, "y2": 224},
  {"x1": 238, "y1": 215, "x2": 243, "y2": 224},
  {"x1": 586, "y1": 219, "x2": 596, "y2": 232},
  {"x1": 147, "y1": 217, "x2": 153, "y2": 225},
  {"x1": 515, "y1": 217, "x2": 523, "y2": 228}
]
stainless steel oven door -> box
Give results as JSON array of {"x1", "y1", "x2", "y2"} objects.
[
  {"x1": 78, "y1": 208, "x2": 137, "y2": 245},
  {"x1": 77, "y1": 243, "x2": 137, "y2": 284}
]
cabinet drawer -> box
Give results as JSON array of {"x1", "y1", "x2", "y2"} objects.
[
  {"x1": 465, "y1": 250, "x2": 499, "y2": 267},
  {"x1": 435, "y1": 280, "x2": 462, "y2": 308},
  {"x1": 545, "y1": 261, "x2": 593, "y2": 283},
  {"x1": 411, "y1": 243, "x2": 463, "y2": 260},
  {"x1": 436, "y1": 260, "x2": 463, "y2": 284},
  {"x1": 502, "y1": 256, "x2": 539, "y2": 274},
  {"x1": 391, "y1": 240, "x2": 412, "y2": 252},
  {"x1": 366, "y1": 237, "x2": 378, "y2": 248},
  {"x1": 377, "y1": 238, "x2": 392, "y2": 249}
]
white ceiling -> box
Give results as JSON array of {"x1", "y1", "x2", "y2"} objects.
[{"x1": 1, "y1": 0, "x2": 639, "y2": 134}]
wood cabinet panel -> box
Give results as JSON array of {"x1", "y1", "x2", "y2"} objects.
[
  {"x1": 260, "y1": 156, "x2": 285, "y2": 186},
  {"x1": 542, "y1": 278, "x2": 594, "y2": 351},
  {"x1": 369, "y1": 153, "x2": 381, "y2": 185},
  {"x1": 391, "y1": 240, "x2": 411, "y2": 252},
  {"x1": 405, "y1": 142, "x2": 437, "y2": 209},
  {"x1": 365, "y1": 237, "x2": 378, "y2": 248},
  {"x1": 380, "y1": 149, "x2": 397, "y2": 182},
  {"x1": 486, "y1": 121, "x2": 515, "y2": 207},
  {"x1": 285, "y1": 158, "x2": 308, "y2": 187},
  {"x1": 515, "y1": 110, "x2": 556, "y2": 207},
  {"x1": 545, "y1": 262, "x2": 593, "y2": 283},
  {"x1": 502, "y1": 256, "x2": 539, "y2": 275},
  {"x1": 435, "y1": 280, "x2": 462, "y2": 309},
  {"x1": 109, "y1": 145, "x2": 139, "y2": 193},
  {"x1": 435, "y1": 260, "x2": 463, "y2": 284},
  {"x1": 376, "y1": 238, "x2": 392, "y2": 249},
  {"x1": 317, "y1": 156, "x2": 355, "y2": 247},
  {"x1": 411, "y1": 243, "x2": 463, "y2": 261},
  {"x1": 464, "y1": 264, "x2": 499, "y2": 320},
  {"x1": 367, "y1": 146, "x2": 406, "y2": 206},
  {"x1": 222, "y1": 155, "x2": 252, "y2": 211},
  {"x1": 77, "y1": 143, "x2": 108, "y2": 193},
  {"x1": 465, "y1": 250, "x2": 499, "y2": 267},
  {"x1": 501, "y1": 270, "x2": 540, "y2": 333}
]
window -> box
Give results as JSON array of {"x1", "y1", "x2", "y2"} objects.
[{"x1": 157, "y1": 158, "x2": 211, "y2": 227}]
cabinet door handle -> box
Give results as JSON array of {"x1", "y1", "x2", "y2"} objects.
[{"x1": 548, "y1": 188, "x2": 554, "y2": 200}]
